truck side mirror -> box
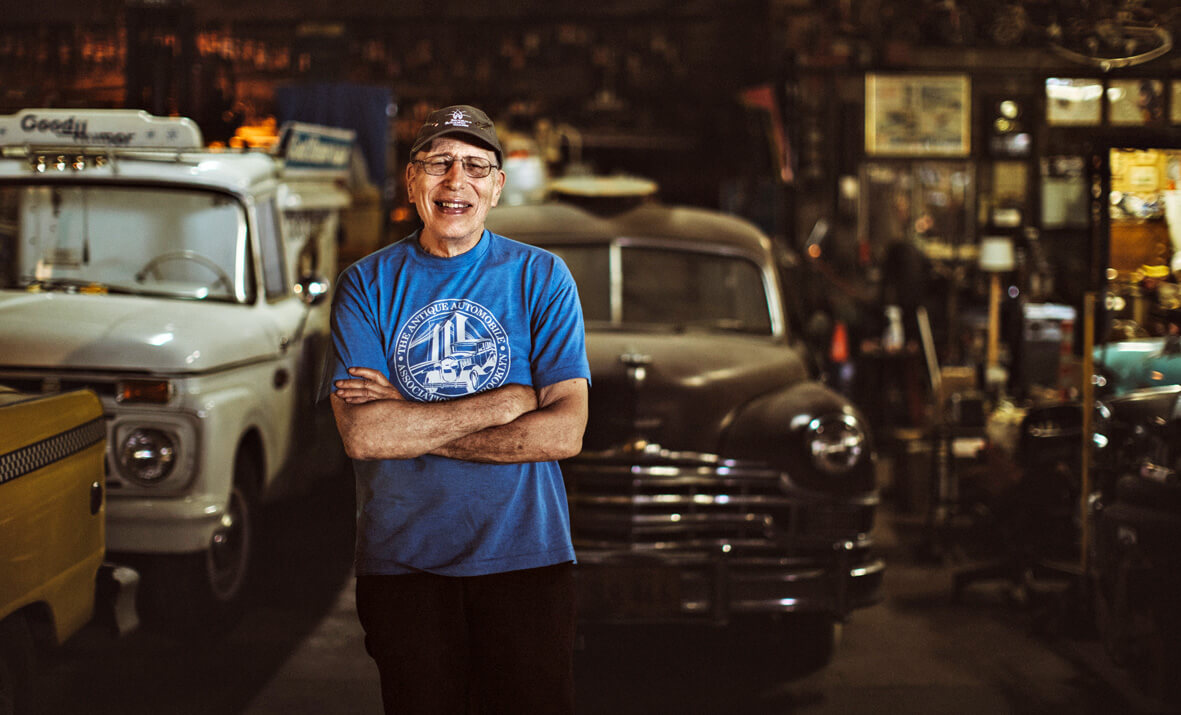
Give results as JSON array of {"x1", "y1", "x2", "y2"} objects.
[{"x1": 295, "y1": 274, "x2": 330, "y2": 306}]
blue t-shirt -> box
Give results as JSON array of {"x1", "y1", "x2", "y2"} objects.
[{"x1": 330, "y1": 229, "x2": 591, "y2": 576}]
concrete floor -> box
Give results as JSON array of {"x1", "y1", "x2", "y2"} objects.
[{"x1": 28, "y1": 470, "x2": 1176, "y2": 715}]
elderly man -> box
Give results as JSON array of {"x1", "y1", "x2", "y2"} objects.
[{"x1": 329, "y1": 105, "x2": 590, "y2": 714}]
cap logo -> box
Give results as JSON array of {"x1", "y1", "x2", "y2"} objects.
[{"x1": 445, "y1": 109, "x2": 472, "y2": 128}]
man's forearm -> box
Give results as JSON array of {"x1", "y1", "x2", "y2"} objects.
[
  {"x1": 431, "y1": 379, "x2": 588, "y2": 464},
  {"x1": 332, "y1": 384, "x2": 536, "y2": 460},
  {"x1": 432, "y1": 409, "x2": 579, "y2": 463}
]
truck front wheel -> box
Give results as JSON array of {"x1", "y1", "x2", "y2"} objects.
[{"x1": 138, "y1": 447, "x2": 259, "y2": 638}]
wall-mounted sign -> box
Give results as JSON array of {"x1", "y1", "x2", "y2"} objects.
[
  {"x1": 1045, "y1": 78, "x2": 1103, "y2": 126},
  {"x1": 865, "y1": 74, "x2": 971, "y2": 157}
]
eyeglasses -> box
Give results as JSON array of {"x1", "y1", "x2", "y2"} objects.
[{"x1": 412, "y1": 155, "x2": 499, "y2": 179}]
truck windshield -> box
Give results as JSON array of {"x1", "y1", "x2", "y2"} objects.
[
  {"x1": 0, "y1": 184, "x2": 252, "y2": 303},
  {"x1": 546, "y1": 243, "x2": 774, "y2": 335}
]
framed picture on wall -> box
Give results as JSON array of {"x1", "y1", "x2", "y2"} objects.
[
  {"x1": 1109, "y1": 79, "x2": 1165, "y2": 126},
  {"x1": 1045, "y1": 78, "x2": 1102, "y2": 125},
  {"x1": 1171, "y1": 81, "x2": 1181, "y2": 124},
  {"x1": 865, "y1": 74, "x2": 971, "y2": 156},
  {"x1": 1041, "y1": 156, "x2": 1089, "y2": 229}
]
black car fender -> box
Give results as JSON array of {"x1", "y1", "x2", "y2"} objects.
[{"x1": 721, "y1": 380, "x2": 876, "y2": 495}]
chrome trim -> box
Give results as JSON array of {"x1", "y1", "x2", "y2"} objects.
[
  {"x1": 575, "y1": 441, "x2": 760, "y2": 465},
  {"x1": 608, "y1": 241, "x2": 623, "y2": 323},
  {"x1": 566, "y1": 444, "x2": 879, "y2": 503},
  {"x1": 574, "y1": 549, "x2": 885, "y2": 622},
  {"x1": 565, "y1": 443, "x2": 878, "y2": 559},
  {"x1": 1140, "y1": 461, "x2": 1176, "y2": 484}
]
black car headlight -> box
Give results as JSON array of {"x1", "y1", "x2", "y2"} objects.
[
  {"x1": 118, "y1": 427, "x2": 177, "y2": 485},
  {"x1": 1092, "y1": 400, "x2": 1112, "y2": 451},
  {"x1": 806, "y1": 414, "x2": 866, "y2": 475}
]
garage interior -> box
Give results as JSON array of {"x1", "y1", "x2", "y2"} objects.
[{"x1": 4, "y1": 1, "x2": 1181, "y2": 713}]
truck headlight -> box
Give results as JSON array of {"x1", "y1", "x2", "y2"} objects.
[
  {"x1": 807, "y1": 415, "x2": 866, "y2": 475},
  {"x1": 119, "y1": 428, "x2": 177, "y2": 485}
]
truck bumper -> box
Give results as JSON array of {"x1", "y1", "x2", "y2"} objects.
[{"x1": 104, "y1": 495, "x2": 225, "y2": 554}]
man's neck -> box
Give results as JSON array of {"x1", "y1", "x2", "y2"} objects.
[{"x1": 418, "y1": 229, "x2": 483, "y2": 257}]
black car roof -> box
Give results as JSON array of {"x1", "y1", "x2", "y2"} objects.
[{"x1": 486, "y1": 200, "x2": 773, "y2": 257}]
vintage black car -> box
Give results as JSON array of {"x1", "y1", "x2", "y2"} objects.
[
  {"x1": 1089, "y1": 382, "x2": 1181, "y2": 705},
  {"x1": 486, "y1": 186, "x2": 884, "y2": 669}
]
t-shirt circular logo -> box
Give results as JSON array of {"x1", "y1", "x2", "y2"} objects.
[{"x1": 394, "y1": 299, "x2": 511, "y2": 401}]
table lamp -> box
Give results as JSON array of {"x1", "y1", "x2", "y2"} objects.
[{"x1": 979, "y1": 236, "x2": 1015, "y2": 386}]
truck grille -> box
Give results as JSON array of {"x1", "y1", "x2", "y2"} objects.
[
  {"x1": 563, "y1": 444, "x2": 873, "y2": 552},
  {"x1": 0, "y1": 372, "x2": 118, "y2": 399}
]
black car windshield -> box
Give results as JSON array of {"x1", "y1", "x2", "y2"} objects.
[
  {"x1": 545, "y1": 243, "x2": 773, "y2": 335},
  {"x1": 0, "y1": 183, "x2": 251, "y2": 303}
]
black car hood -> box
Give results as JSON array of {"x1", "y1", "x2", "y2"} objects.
[{"x1": 582, "y1": 329, "x2": 809, "y2": 453}]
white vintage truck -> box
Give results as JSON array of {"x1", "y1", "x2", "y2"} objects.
[{"x1": 0, "y1": 109, "x2": 353, "y2": 633}]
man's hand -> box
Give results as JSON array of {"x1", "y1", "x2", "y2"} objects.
[
  {"x1": 334, "y1": 367, "x2": 404, "y2": 404},
  {"x1": 335, "y1": 367, "x2": 537, "y2": 422}
]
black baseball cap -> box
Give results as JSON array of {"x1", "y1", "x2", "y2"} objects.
[{"x1": 410, "y1": 105, "x2": 503, "y2": 165}]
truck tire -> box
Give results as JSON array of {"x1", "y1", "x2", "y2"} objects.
[
  {"x1": 0, "y1": 614, "x2": 34, "y2": 715},
  {"x1": 139, "y1": 447, "x2": 259, "y2": 638}
]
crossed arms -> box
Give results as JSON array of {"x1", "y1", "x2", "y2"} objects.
[{"x1": 331, "y1": 367, "x2": 588, "y2": 463}]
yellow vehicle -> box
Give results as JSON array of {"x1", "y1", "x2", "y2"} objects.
[{"x1": 0, "y1": 385, "x2": 135, "y2": 714}]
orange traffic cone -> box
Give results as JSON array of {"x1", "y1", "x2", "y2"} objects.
[{"x1": 830, "y1": 321, "x2": 849, "y2": 364}]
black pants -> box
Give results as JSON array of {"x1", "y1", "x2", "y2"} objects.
[{"x1": 355, "y1": 562, "x2": 576, "y2": 715}]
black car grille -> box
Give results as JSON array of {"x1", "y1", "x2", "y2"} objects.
[{"x1": 563, "y1": 445, "x2": 874, "y2": 552}]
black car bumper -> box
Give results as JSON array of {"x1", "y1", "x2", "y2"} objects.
[{"x1": 574, "y1": 544, "x2": 885, "y2": 624}]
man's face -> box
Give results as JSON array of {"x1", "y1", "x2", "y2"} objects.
[{"x1": 406, "y1": 136, "x2": 505, "y2": 255}]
